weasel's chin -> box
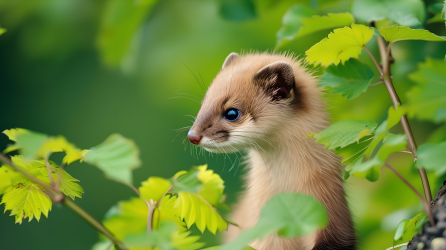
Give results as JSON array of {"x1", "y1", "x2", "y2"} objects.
[{"x1": 202, "y1": 145, "x2": 239, "y2": 154}]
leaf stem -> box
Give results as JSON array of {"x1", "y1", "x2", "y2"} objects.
[
  {"x1": 63, "y1": 198, "x2": 128, "y2": 250},
  {"x1": 374, "y1": 36, "x2": 432, "y2": 204},
  {"x1": 385, "y1": 242, "x2": 408, "y2": 250},
  {"x1": 44, "y1": 157, "x2": 56, "y2": 187},
  {"x1": 0, "y1": 153, "x2": 127, "y2": 250},
  {"x1": 363, "y1": 46, "x2": 384, "y2": 76},
  {"x1": 385, "y1": 163, "x2": 435, "y2": 227}
]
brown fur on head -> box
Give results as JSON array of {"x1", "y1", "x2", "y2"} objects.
[{"x1": 189, "y1": 52, "x2": 317, "y2": 154}]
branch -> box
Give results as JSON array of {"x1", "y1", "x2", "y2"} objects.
[
  {"x1": 385, "y1": 243, "x2": 408, "y2": 250},
  {"x1": 363, "y1": 46, "x2": 384, "y2": 76},
  {"x1": 374, "y1": 36, "x2": 432, "y2": 204},
  {"x1": 0, "y1": 153, "x2": 127, "y2": 250},
  {"x1": 63, "y1": 198, "x2": 128, "y2": 250},
  {"x1": 385, "y1": 163, "x2": 435, "y2": 227}
]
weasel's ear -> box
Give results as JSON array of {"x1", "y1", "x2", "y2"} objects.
[
  {"x1": 222, "y1": 52, "x2": 240, "y2": 69},
  {"x1": 254, "y1": 61, "x2": 295, "y2": 101}
]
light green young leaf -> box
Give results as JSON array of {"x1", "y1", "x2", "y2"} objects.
[
  {"x1": 364, "y1": 105, "x2": 406, "y2": 158},
  {"x1": 196, "y1": 165, "x2": 225, "y2": 206},
  {"x1": 175, "y1": 191, "x2": 228, "y2": 234},
  {"x1": 15, "y1": 131, "x2": 49, "y2": 159},
  {"x1": 406, "y1": 58, "x2": 446, "y2": 123},
  {"x1": 7, "y1": 156, "x2": 83, "y2": 200},
  {"x1": 416, "y1": 141, "x2": 446, "y2": 175},
  {"x1": 84, "y1": 134, "x2": 141, "y2": 185},
  {"x1": 380, "y1": 26, "x2": 446, "y2": 44},
  {"x1": 320, "y1": 58, "x2": 375, "y2": 99},
  {"x1": 139, "y1": 177, "x2": 172, "y2": 203},
  {"x1": 0, "y1": 27, "x2": 5, "y2": 36},
  {"x1": 307, "y1": 120, "x2": 377, "y2": 150},
  {"x1": 0, "y1": 178, "x2": 52, "y2": 224},
  {"x1": 0, "y1": 165, "x2": 23, "y2": 195},
  {"x1": 276, "y1": 7, "x2": 354, "y2": 48},
  {"x1": 97, "y1": 0, "x2": 158, "y2": 67},
  {"x1": 394, "y1": 213, "x2": 427, "y2": 245},
  {"x1": 345, "y1": 134, "x2": 407, "y2": 181},
  {"x1": 351, "y1": 0, "x2": 426, "y2": 27},
  {"x1": 305, "y1": 24, "x2": 374, "y2": 67},
  {"x1": 220, "y1": 193, "x2": 327, "y2": 250}
]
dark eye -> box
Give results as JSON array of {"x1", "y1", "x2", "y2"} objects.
[{"x1": 223, "y1": 108, "x2": 241, "y2": 121}]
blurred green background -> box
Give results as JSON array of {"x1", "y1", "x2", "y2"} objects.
[{"x1": 0, "y1": 0, "x2": 445, "y2": 249}]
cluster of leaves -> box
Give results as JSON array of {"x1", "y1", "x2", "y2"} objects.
[
  {"x1": 276, "y1": 0, "x2": 446, "y2": 248},
  {"x1": 0, "y1": 127, "x2": 328, "y2": 250}
]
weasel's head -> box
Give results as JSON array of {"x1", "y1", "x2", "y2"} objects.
[{"x1": 188, "y1": 52, "x2": 309, "y2": 153}]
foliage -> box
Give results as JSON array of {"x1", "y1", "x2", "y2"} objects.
[
  {"x1": 393, "y1": 213, "x2": 427, "y2": 246},
  {"x1": 1, "y1": 128, "x2": 327, "y2": 250},
  {"x1": 2, "y1": 0, "x2": 446, "y2": 249},
  {"x1": 219, "y1": 193, "x2": 328, "y2": 250},
  {"x1": 305, "y1": 24, "x2": 374, "y2": 67}
]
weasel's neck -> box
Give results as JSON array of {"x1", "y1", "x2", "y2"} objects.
[{"x1": 243, "y1": 123, "x2": 356, "y2": 249}]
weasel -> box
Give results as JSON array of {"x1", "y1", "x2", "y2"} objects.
[{"x1": 187, "y1": 52, "x2": 356, "y2": 250}]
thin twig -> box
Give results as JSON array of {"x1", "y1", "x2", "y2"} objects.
[
  {"x1": 128, "y1": 184, "x2": 141, "y2": 196},
  {"x1": 148, "y1": 187, "x2": 173, "y2": 232},
  {"x1": 385, "y1": 163, "x2": 435, "y2": 227},
  {"x1": 385, "y1": 243, "x2": 408, "y2": 250},
  {"x1": 363, "y1": 46, "x2": 384, "y2": 76},
  {"x1": 374, "y1": 36, "x2": 432, "y2": 204},
  {"x1": 370, "y1": 81, "x2": 384, "y2": 87},
  {"x1": 399, "y1": 151, "x2": 413, "y2": 155}
]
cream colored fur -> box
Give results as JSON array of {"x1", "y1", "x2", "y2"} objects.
[{"x1": 190, "y1": 52, "x2": 355, "y2": 250}]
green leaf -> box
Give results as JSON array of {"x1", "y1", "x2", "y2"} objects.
[
  {"x1": 174, "y1": 191, "x2": 228, "y2": 234},
  {"x1": 3, "y1": 129, "x2": 86, "y2": 165},
  {"x1": 196, "y1": 165, "x2": 225, "y2": 206},
  {"x1": 170, "y1": 170, "x2": 202, "y2": 193},
  {"x1": 394, "y1": 213, "x2": 427, "y2": 245},
  {"x1": 84, "y1": 134, "x2": 141, "y2": 185},
  {"x1": 15, "y1": 131, "x2": 49, "y2": 159},
  {"x1": 305, "y1": 24, "x2": 374, "y2": 67},
  {"x1": 0, "y1": 165, "x2": 22, "y2": 195},
  {"x1": 276, "y1": 5, "x2": 315, "y2": 48},
  {"x1": 351, "y1": 0, "x2": 426, "y2": 27},
  {"x1": 139, "y1": 177, "x2": 172, "y2": 202},
  {"x1": 124, "y1": 221, "x2": 180, "y2": 250},
  {"x1": 7, "y1": 156, "x2": 83, "y2": 200},
  {"x1": 380, "y1": 26, "x2": 446, "y2": 44},
  {"x1": 335, "y1": 135, "x2": 373, "y2": 164},
  {"x1": 416, "y1": 141, "x2": 446, "y2": 175},
  {"x1": 364, "y1": 105, "x2": 406, "y2": 158},
  {"x1": 320, "y1": 58, "x2": 375, "y2": 99},
  {"x1": 220, "y1": 193, "x2": 327, "y2": 250},
  {"x1": 406, "y1": 58, "x2": 446, "y2": 123},
  {"x1": 96, "y1": 0, "x2": 158, "y2": 67},
  {"x1": 276, "y1": 7, "x2": 354, "y2": 48},
  {"x1": 218, "y1": 0, "x2": 256, "y2": 22},
  {"x1": 345, "y1": 134, "x2": 407, "y2": 181},
  {"x1": 307, "y1": 120, "x2": 377, "y2": 150},
  {"x1": 0, "y1": 178, "x2": 52, "y2": 224},
  {"x1": 0, "y1": 27, "x2": 5, "y2": 36},
  {"x1": 124, "y1": 221, "x2": 205, "y2": 250}
]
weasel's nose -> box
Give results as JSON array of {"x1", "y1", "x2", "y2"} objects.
[{"x1": 188, "y1": 130, "x2": 202, "y2": 145}]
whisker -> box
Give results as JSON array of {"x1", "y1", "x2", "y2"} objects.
[{"x1": 168, "y1": 96, "x2": 201, "y2": 104}]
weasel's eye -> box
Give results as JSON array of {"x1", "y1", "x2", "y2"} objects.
[{"x1": 223, "y1": 108, "x2": 241, "y2": 121}]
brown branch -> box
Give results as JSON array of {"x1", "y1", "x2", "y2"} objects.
[
  {"x1": 374, "y1": 36, "x2": 432, "y2": 204},
  {"x1": 385, "y1": 163, "x2": 435, "y2": 227}
]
